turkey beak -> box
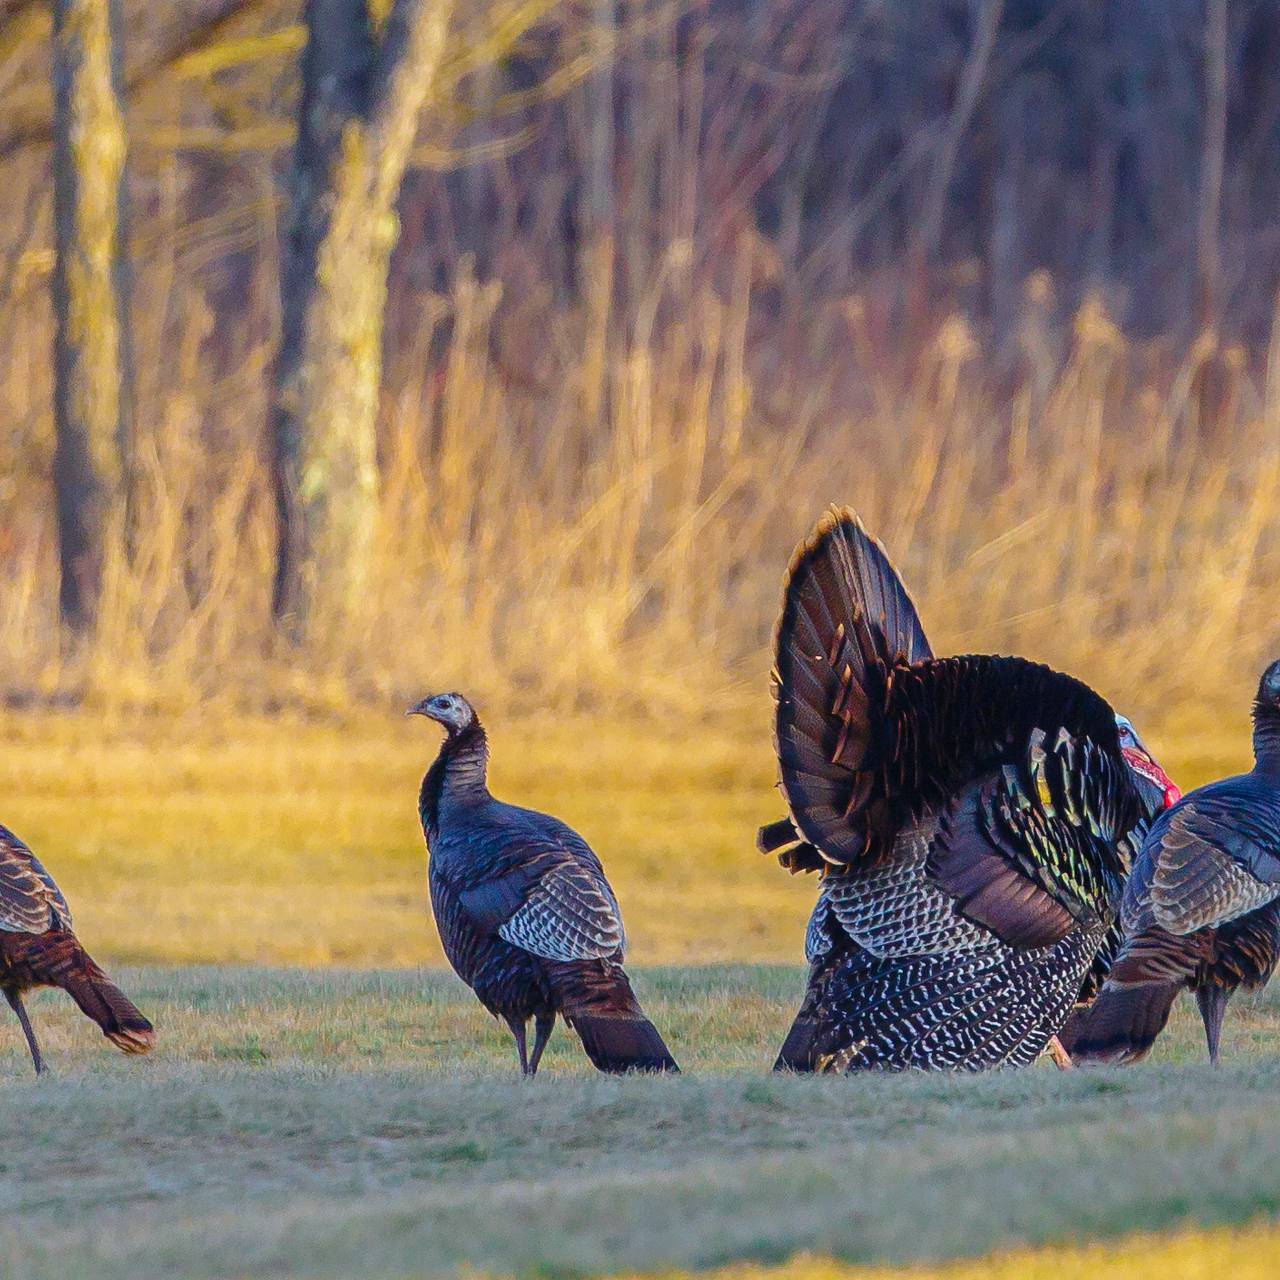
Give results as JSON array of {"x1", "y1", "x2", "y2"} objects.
[
  {"x1": 406, "y1": 699, "x2": 432, "y2": 718},
  {"x1": 1121, "y1": 746, "x2": 1181, "y2": 810}
]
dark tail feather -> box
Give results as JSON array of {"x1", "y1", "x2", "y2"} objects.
[
  {"x1": 1059, "y1": 980, "x2": 1182, "y2": 1064},
  {"x1": 551, "y1": 960, "x2": 678, "y2": 1074},
  {"x1": 773, "y1": 960, "x2": 834, "y2": 1072},
  {"x1": 570, "y1": 1013, "x2": 679, "y2": 1074},
  {"x1": 33, "y1": 935, "x2": 155, "y2": 1055},
  {"x1": 771, "y1": 509, "x2": 933, "y2": 870},
  {"x1": 1059, "y1": 929, "x2": 1197, "y2": 1065},
  {"x1": 758, "y1": 817, "x2": 801, "y2": 854},
  {"x1": 773, "y1": 1012, "x2": 820, "y2": 1073},
  {"x1": 756, "y1": 816, "x2": 823, "y2": 877},
  {"x1": 1196, "y1": 983, "x2": 1230, "y2": 1065}
]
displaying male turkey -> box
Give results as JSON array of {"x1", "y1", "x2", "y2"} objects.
[
  {"x1": 0, "y1": 825, "x2": 155, "y2": 1074},
  {"x1": 409, "y1": 692, "x2": 678, "y2": 1075},
  {"x1": 760, "y1": 508, "x2": 1179, "y2": 1073},
  {"x1": 1062, "y1": 659, "x2": 1280, "y2": 1065}
]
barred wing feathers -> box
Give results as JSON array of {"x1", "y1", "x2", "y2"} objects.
[
  {"x1": 1063, "y1": 779, "x2": 1280, "y2": 1064},
  {"x1": 0, "y1": 825, "x2": 73, "y2": 935},
  {"x1": 1134, "y1": 790, "x2": 1280, "y2": 936},
  {"x1": 498, "y1": 861, "x2": 625, "y2": 961},
  {"x1": 450, "y1": 809, "x2": 626, "y2": 963}
]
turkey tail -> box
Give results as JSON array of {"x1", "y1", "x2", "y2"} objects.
[
  {"x1": 772, "y1": 961, "x2": 831, "y2": 1072},
  {"x1": 1059, "y1": 929, "x2": 1199, "y2": 1064},
  {"x1": 572, "y1": 1013, "x2": 678, "y2": 1074},
  {"x1": 770, "y1": 508, "x2": 932, "y2": 869},
  {"x1": 774, "y1": 1011, "x2": 821, "y2": 1073},
  {"x1": 29, "y1": 933, "x2": 155, "y2": 1054},
  {"x1": 550, "y1": 960, "x2": 678, "y2": 1074}
]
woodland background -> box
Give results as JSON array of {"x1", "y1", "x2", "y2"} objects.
[
  {"x1": 0, "y1": 0, "x2": 1276, "y2": 728},
  {"x1": 5, "y1": 0, "x2": 1279, "y2": 965},
  {"x1": 5, "y1": 6, "x2": 1280, "y2": 1278}
]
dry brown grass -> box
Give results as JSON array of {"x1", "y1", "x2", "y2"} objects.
[
  {"x1": 0, "y1": 706, "x2": 1250, "y2": 969},
  {"x1": 667, "y1": 1224, "x2": 1280, "y2": 1279},
  {"x1": 3, "y1": 266, "x2": 1279, "y2": 734},
  {"x1": 2, "y1": 4, "x2": 1278, "y2": 740},
  {"x1": 0, "y1": 709, "x2": 797, "y2": 965}
]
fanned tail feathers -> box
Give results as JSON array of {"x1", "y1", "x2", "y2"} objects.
[{"x1": 768, "y1": 507, "x2": 932, "y2": 870}]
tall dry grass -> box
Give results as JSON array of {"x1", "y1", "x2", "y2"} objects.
[
  {"x1": 2, "y1": 249, "x2": 1279, "y2": 733},
  {"x1": 2, "y1": 3, "x2": 1278, "y2": 738}
]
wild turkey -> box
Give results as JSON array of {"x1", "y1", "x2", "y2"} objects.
[
  {"x1": 1062, "y1": 659, "x2": 1280, "y2": 1065},
  {"x1": 0, "y1": 825, "x2": 155, "y2": 1074},
  {"x1": 760, "y1": 508, "x2": 1179, "y2": 1072},
  {"x1": 409, "y1": 693, "x2": 678, "y2": 1076}
]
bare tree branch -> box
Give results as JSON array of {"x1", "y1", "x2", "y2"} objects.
[
  {"x1": 914, "y1": 0, "x2": 1005, "y2": 268},
  {"x1": 0, "y1": 0, "x2": 269, "y2": 161}
]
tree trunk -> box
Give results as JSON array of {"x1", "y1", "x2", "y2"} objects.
[
  {"x1": 270, "y1": 0, "x2": 453, "y2": 639},
  {"x1": 50, "y1": 0, "x2": 131, "y2": 632}
]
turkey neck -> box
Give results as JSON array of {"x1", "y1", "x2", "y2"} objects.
[
  {"x1": 1253, "y1": 700, "x2": 1280, "y2": 778},
  {"x1": 420, "y1": 721, "x2": 491, "y2": 836}
]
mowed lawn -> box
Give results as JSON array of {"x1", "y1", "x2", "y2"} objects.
[
  {"x1": 0, "y1": 711, "x2": 1274, "y2": 1277},
  {"x1": 1, "y1": 966, "x2": 1279, "y2": 1279}
]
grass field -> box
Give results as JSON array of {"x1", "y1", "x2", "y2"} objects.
[
  {"x1": 2, "y1": 965, "x2": 1279, "y2": 1278},
  {"x1": 0, "y1": 710, "x2": 1255, "y2": 969},
  {"x1": 0, "y1": 712, "x2": 1275, "y2": 1277},
  {"x1": 0, "y1": 709, "x2": 829, "y2": 967}
]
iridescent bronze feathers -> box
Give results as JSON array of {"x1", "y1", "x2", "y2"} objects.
[{"x1": 764, "y1": 509, "x2": 1172, "y2": 1072}]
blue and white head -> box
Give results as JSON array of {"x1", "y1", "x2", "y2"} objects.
[
  {"x1": 1257, "y1": 659, "x2": 1280, "y2": 714},
  {"x1": 1114, "y1": 714, "x2": 1180, "y2": 811},
  {"x1": 1251, "y1": 659, "x2": 1280, "y2": 768},
  {"x1": 407, "y1": 692, "x2": 477, "y2": 737}
]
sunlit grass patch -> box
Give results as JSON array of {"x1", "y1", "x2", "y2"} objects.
[
  {"x1": 0, "y1": 712, "x2": 1245, "y2": 968},
  {"x1": 664, "y1": 1222, "x2": 1280, "y2": 1279}
]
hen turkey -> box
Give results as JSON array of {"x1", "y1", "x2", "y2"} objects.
[
  {"x1": 1062, "y1": 659, "x2": 1280, "y2": 1064},
  {"x1": 0, "y1": 825, "x2": 155, "y2": 1074},
  {"x1": 410, "y1": 693, "x2": 678, "y2": 1076}
]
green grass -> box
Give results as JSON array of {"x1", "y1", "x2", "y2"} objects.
[
  {"x1": 3, "y1": 965, "x2": 1279, "y2": 1279},
  {"x1": 0, "y1": 712, "x2": 1269, "y2": 1275}
]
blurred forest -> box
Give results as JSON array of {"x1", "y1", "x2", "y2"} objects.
[{"x1": 0, "y1": 0, "x2": 1278, "y2": 725}]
